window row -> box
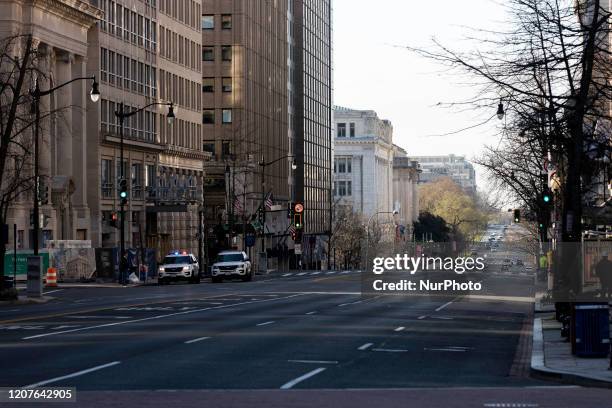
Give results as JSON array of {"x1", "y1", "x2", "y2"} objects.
[
  {"x1": 100, "y1": 48, "x2": 157, "y2": 97},
  {"x1": 99, "y1": 1, "x2": 157, "y2": 52},
  {"x1": 159, "y1": 0, "x2": 201, "y2": 31},
  {"x1": 203, "y1": 109, "x2": 232, "y2": 124},
  {"x1": 160, "y1": 118, "x2": 202, "y2": 152},
  {"x1": 202, "y1": 45, "x2": 232, "y2": 62},
  {"x1": 159, "y1": 69, "x2": 201, "y2": 112},
  {"x1": 100, "y1": 99, "x2": 158, "y2": 143},
  {"x1": 201, "y1": 14, "x2": 232, "y2": 30},
  {"x1": 159, "y1": 25, "x2": 201, "y2": 72},
  {"x1": 101, "y1": 159, "x2": 155, "y2": 200},
  {"x1": 333, "y1": 181, "x2": 352, "y2": 197},
  {"x1": 202, "y1": 77, "x2": 233, "y2": 93},
  {"x1": 337, "y1": 122, "x2": 356, "y2": 137},
  {"x1": 334, "y1": 157, "x2": 352, "y2": 173}
]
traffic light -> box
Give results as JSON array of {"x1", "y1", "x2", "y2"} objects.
[
  {"x1": 38, "y1": 178, "x2": 49, "y2": 205},
  {"x1": 513, "y1": 209, "x2": 521, "y2": 223},
  {"x1": 294, "y1": 213, "x2": 303, "y2": 230},
  {"x1": 293, "y1": 202, "x2": 304, "y2": 230},
  {"x1": 119, "y1": 178, "x2": 128, "y2": 205},
  {"x1": 110, "y1": 212, "x2": 118, "y2": 228}
]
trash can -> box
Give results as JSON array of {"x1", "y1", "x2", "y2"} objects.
[{"x1": 573, "y1": 303, "x2": 610, "y2": 357}]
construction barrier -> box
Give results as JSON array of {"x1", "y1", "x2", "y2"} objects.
[{"x1": 45, "y1": 267, "x2": 58, "y2": 287}]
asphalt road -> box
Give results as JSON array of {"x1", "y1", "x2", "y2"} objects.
[{"x1": 1, "y1": 236, "x2": 611, "y2": 406}]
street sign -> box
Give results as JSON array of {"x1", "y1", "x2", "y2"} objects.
[
  {"x1": 294, "y1": 244, "x2": 302, "y2": 255},
  {"x1": 294, "y1": 203, "x2": 304, "y2": 213}
]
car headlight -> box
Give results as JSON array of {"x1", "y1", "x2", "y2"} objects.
[
  {"x1": 182, "y1": 266, "x2": 190, "y2": 272},
  {"x1": 159, "y1": 267, "x2": 165, "y2": 272}
]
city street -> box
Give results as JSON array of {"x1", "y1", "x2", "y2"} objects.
[{"x1": 3, "y1": 240, "x2": 611, "y2": 406}]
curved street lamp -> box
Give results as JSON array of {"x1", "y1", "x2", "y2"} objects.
[
  {"x1": 113, "y1": 101, "x2": 174, "y2": 284},
  {"x1": 30, "y1": 75, "x2": 99, "y2": 255}
]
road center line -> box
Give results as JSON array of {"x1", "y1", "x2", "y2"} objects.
[
  {"x1": 305, "y1": 311, "x2": 317, "y2": 315},
  {"x1": 280, "y1": 367, "x2": 327, "y2": 389},
  {"x1": 185, "y1": 336, "x2": 211, "y2": 344},
  {"x1": 256, "y1": 321, "x2": 275, "y2": 326},
  {"x1": 394, "y1": 326, "x2": 405, "y2": 332},
  {"x1": 24, "y1": 361, "x2": 121, "y2": 389},
  {"x1": 372, "y1": 348, "x2": 408, "y2": 353},
  {"x1": 417, "y1": 315, "x2": 427, "y2": 320},
  {"x1": 358, "y1": 343, "x2": 373, "y2": 350},
  {"x1": 22, "y1": 294, "x2": 305, "y2": 340}
]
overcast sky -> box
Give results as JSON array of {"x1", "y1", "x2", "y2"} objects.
[{"x1": 333, "y1": 0, "x2": 509, "y2": 185}]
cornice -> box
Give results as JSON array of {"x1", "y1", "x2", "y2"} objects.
[{"x1": 31, "y1": 0, "x2": 103, "y2": 28}]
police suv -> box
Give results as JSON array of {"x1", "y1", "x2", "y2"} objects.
[{"x1": 158, "y1": 251, "x2": 201, "y2": 284}]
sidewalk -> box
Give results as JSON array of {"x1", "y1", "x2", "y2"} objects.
[{"x1": 531, "y1": 314, "x2": 612, "y2": 387}]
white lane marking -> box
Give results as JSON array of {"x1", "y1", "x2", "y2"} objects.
[
  {"x1": 296, "y1": 272, "x2": 307, "y2": 276},
  {"x1": 24, "y1": 361, "x2": 121, "y2": 389},
  {"x1": 43, "y1": 289, "x2": 64, "y2": 295},
  {"x1": 431, "y1": 316, "x2": 453, "y2": 320},
  {"x1": 340, "y1": 271, "x2": 350, "y2": 274},
  {"x1": 358, "y1": 343, "x2": 373, "y2": 351},
  {"x1": 310, "y1": 272, "x2": 321, "y2": 275},
  {"x1": 69, "y1": 316, "x2": 133, "y2": 320},
  {"x1": 256, "y1": 321, "x2": 275, "y2": 326},
  {"x1": 338, "y1": 300, "x2": 363, "y2": 307},
  {"x1": 22, "y1": 294, "x2": 305, "y2": 340},
  {"x1": 280, "y1": 367, "x2": 327, "y2": 389},
  {"x1": 424, "y1": 347, "x2": 472, "y2": 352},
  {"x1": 326, "y1": 271, "x2": 336, "y2": 275},
  {"x1": 372, "y1": 348, "x2": 408, "y2": 353},
  {"x1": 417, "y1": 315, "x2": 427, "y2": 320},
  {"x1": 305, "y1": 311, "x2": 317, "y2": 315},
  {"x1": 394, "y1": 326, "x2": 405, "y2": 332},
  {"x1": 185, "y1": 336, "x2": 211, "y2": 344},
  {"x1": 288, "y1": 360, "x2": 338, "y2": 364},
  {"x1": 435, "y1": 300, "x2": 454, "y2": 312},
  {"x1": 282, "y1": 273, "x2": 293, "y2": 277}
]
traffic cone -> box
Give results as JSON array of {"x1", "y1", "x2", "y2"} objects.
[{"x1": 46, "y1": 267, "x2": 58, "y2": 287}]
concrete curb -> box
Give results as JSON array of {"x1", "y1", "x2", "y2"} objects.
[
  {"x1": 0, "y1": 295, "x2": 55, "y2": 306},
  {"x1": 530, "y1": 317, "x2": 612, "y2": 388}
]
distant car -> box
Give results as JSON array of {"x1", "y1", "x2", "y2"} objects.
[
  {"x1": 470, "y1": 250, "x2": 478, "y2": 257},
  {"x1": 210, "y1": 250, "x2": 253, "y2": 283},
  {"x1": 515, "y1": 259, "x2": 524, "y2": 266},
  {"x1": 501, "y1": 264, "x2": 509, "y2": 271},
  {"x1": 158, "y1": 252, "x2": 200, "y2": 285},
  {"x1": 503, "y1": 258, "x2": 512, "y2": 264},
  {"x1": 525, "y1": 265, "x2": 534, "y2": 271}
]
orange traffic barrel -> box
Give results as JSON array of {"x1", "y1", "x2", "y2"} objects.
[{"x1": 46, "y1": 267, "x2": 58, "y2": 287}]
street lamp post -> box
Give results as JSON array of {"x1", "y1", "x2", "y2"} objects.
[
  {"x1": 30, "y1": 76, "x2": 100, "y2": 255},
  {"x1": 114, "y1": 101, "x2": 175, "y2": 284}
]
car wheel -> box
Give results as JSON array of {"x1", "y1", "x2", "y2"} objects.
[
  {"x1": 212, "y1": 276, "x2": 222, "y2": 283},
  {"x1": 196, "y1": 274, "x2": 201, "y2": 284},
  {"x1": 242, "y1": 271, "x2": 253, "y2": 282}
]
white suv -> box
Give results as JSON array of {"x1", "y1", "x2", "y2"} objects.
[
  {"x1": 211, "y1": 251, "x2": 252, "y2": 283},
  {"x1": 158, "y1": 252, "x2": 201, "y2": 284}
]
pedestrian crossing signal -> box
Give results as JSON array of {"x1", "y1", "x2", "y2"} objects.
[{"x1": 294, "y1": 213, "x2": 303, "y2": 230}]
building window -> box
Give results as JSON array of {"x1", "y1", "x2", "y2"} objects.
[
  {"x1": 222, "y1": 141, "x2": 231, "y2": 158},
  {"x1": 203, "y1": 142, "x2": 215, "y2": 154},
  {"x1": 201, "y1": 14, "x2": 214, "y2": 30},
  {"x1": 221, "y1": 14, "x2": 232, "y2": 29},
  {"x1": 145, "y1": 164, "x2": 155, "y2": 188},
  {"x1": 222, "y1": 77, "x2": 232, "y2": 92},
  {"x1": 349, "y1": 122, "x2": 355, "y2": 137},
  {"x1": 202, "y1": 46, "x2": 214, "y2": 61},
  {"x1": 337, "y1": 181, "x2": 352, "y2": 197},
  {"x1": 203, "y1": 109, "x2": 215, "y2": 124},
  {"x1": 131, "y1": 163, "x2": 143, "y2": 199},
  {"x1": 221, "y1": 45, "x2": 232, "y2": 61},
  {"x1": 101, "y1": 159, "x2": 113, "y2": 198},
  {"x1": 203, "y1": 77, "x2": 214, "y2": 92},
  {"x1": 335, "y1": 158, "x2": 352, "y2": 174},
  {"x1": 222, "y1": 109, "x2": 232, "y2": 124},
  {"x1": 337, "y1": 123, "x2": 346, "y2": 137}
]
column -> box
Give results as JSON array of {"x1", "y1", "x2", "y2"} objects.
[
  {"x1": 55, "y1": 50, "x2": 73, "y2": 177},
  {"x1": 71, "y1": 54, "x2": 87, "y2": 207}
]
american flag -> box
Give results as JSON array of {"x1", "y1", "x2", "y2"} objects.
[
  {"x1": 233, "y1": 195, "x2": 243, "y2": 214},
  {"x1": 288, "y1": 223, "x2": 296, "y2": 236},
  {"x1": 265, "y1": 192, "x2": 273, "y2": 209}
]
